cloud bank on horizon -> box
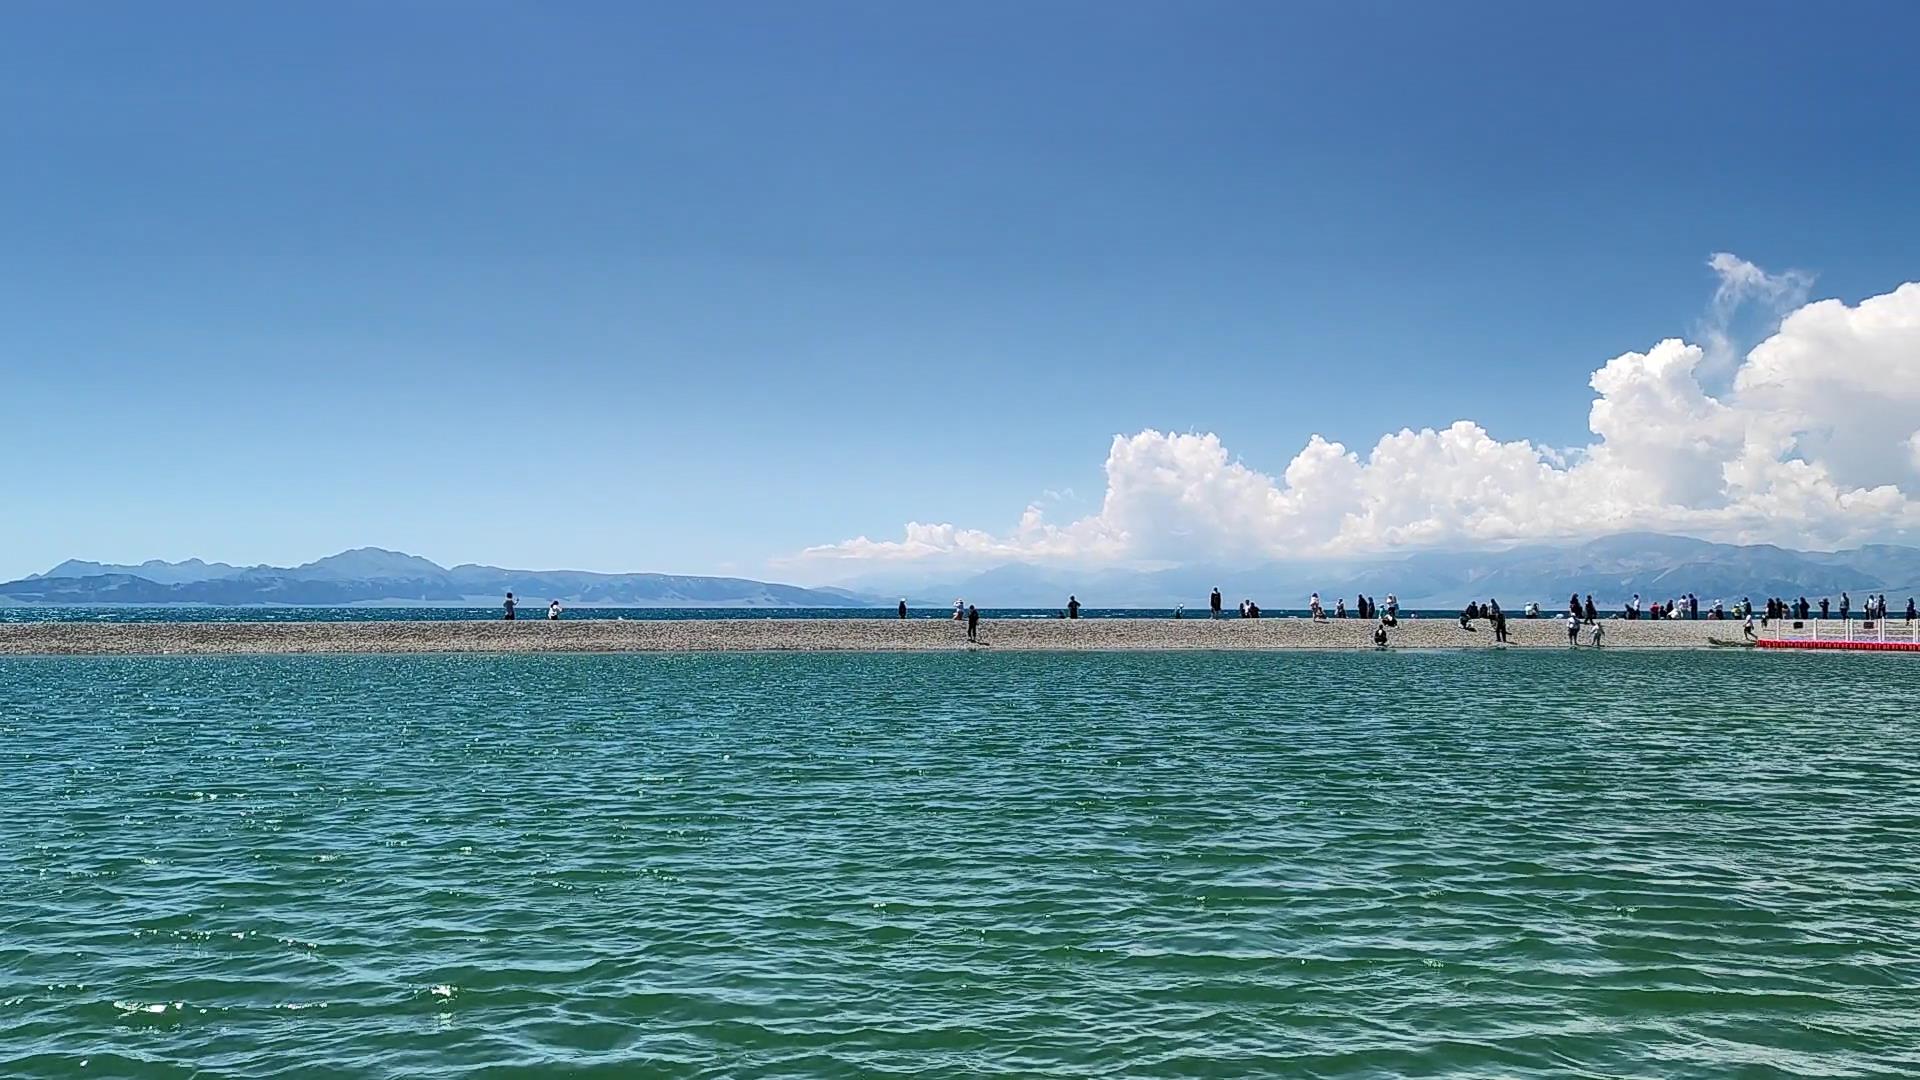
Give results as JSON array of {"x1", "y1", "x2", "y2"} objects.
[{"x1": 801, "y1": 256, "x2": 1920, "y2": 569}]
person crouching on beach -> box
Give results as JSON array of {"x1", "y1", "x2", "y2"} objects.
[{"x1": 547, "y1": 599, "x2": 561, "y2": 620}]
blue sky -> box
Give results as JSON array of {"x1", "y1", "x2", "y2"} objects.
[{"x1": 5, "y1": 1, "x2": 1919, "y2": 582}]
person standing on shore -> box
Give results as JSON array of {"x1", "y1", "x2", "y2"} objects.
[
  {"x1": 1689, "y1": 594, "x2": 1699, "y2": 620},
  {"x1": 1820, "y1": 597, "x2": 1830, "y2": 619},
  {"x1": 503, "y1": 592, "x2": 516, "y2": 620},
  {"x1": 1628, "y1": 594, "x2": 1640, "y2": 620},
  {"x1": 966, "y1": 604, "x2": 980, "y2": 642},
  {"x1": 1841, "y1": 593, "x2": 1851, "y2": 621},
  {"x1": 1908, "y1": 598, "x2": 1917, "y2": 623},
  {"x1": 1584, "y1": 595, "x2": 1597, "y2": 623},
  {"x1": 1744, "y1": 610, "x2": 1757, "y2": 641},
  {"x1": 1591, "y1": 620, "x2": 1605, "y2": 647},
  {"x1": 1493, "y1": 607, "x2": 1509, "y2": 644},
  {"x1": 1066, "y1": 595, "x2": 1081, "y2": 619},
  {"x1": 954, "y1": 599, "x2": 965, "y2": 621},
  {"x1": 1566, "y1": 612, "x2": 1581, "y2": 645},
  {"x1": 547, "y1": 599, "x2": 561, "y2": 620},
  {"x1": 898, "y1": 599, "x2": 908, "y2": 620},
  {"x1": 1385, "y1": 594, "x2": 1399, "y2": 618},
  {"x1": 1210, "y1": 588, "x2": 1223, "y2": 619}
]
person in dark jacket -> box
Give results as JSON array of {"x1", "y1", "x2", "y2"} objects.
[{"x1": 966, "y1": 604, "x2": 980, "y2": 642}]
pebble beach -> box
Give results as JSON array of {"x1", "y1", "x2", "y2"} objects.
[{"x1": 0, "y1": 616, "x2": 1758, "y2": 655}]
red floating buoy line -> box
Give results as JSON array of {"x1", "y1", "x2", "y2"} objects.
[{"x1": 1757, "y1": 619, "x2": 1920, "y2": 653}]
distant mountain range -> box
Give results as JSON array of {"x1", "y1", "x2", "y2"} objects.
[
  {"x1": 1, "y1": 548, "x2": 877, "y2": 608},
  {"x1": 843, "y1": 533, "x2": 1920, "y2": 609},
  {"x1": 8, "y1": 534, "x2": 1918, "y2": 610}
]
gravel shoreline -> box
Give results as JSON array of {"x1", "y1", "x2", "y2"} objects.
[{"x1": 0, "y1": 617, "x2": 1760, "y2": 655}]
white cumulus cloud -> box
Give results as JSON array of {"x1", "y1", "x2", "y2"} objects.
[{"x1": 799, "y1": 261, "x2": 1920, "y2": 569}]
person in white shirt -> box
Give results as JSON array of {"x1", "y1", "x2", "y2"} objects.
[{"x1": 547, "y1": 600, "x2": 562, "y2": 620}]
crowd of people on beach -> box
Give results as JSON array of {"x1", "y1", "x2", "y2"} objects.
[{"x1": 494, "y1": 587, "x2": 1919, "y2": 647}]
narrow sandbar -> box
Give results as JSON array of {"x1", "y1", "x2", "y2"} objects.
[{"x1": 0, "y1": 617, "x2": 1772, "y2": 655}]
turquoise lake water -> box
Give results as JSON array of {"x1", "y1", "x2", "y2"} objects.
[{"x1": 4, "y1": 651, "x2": 1918, "y2": 1077}]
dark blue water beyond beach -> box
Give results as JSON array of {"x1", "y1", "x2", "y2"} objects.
[{"x1": 4, "y1": 651, "x2": 1918, "y2": 1078}]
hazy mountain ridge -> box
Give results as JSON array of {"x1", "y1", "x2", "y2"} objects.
[
  {"x1": 12, "y1": 534, "x2": 1920, "y2": 610},
  {"x1": 1, "y1": 549, "x2": 875, "y2": 608},
  {"x1": 30, "y1": 557, "x2": 248, "y2": 585},
  {"x1": 858, "y1": 533, "x2": 1920, "y2": 608}
]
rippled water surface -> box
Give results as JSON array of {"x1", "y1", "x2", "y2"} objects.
[{"x1": 4, "y1": 651, "x2": 1918, "y2": 1077}]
